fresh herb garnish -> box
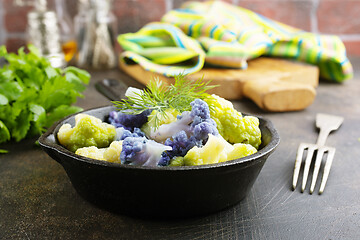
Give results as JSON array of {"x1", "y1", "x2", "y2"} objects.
[
  {"x1": 0, "y1": 45, "x2": 90, "y2": 148},
  {"x1": 112, "y1": 74, "x2": 216, "y2": 127}
]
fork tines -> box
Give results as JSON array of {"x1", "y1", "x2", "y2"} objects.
[
  {"x1": 292, "y1": 113, "x2": 343, "y2": 195},
  {"x1": 292, "y1": 143, "x2": 336, "y2": 194}
]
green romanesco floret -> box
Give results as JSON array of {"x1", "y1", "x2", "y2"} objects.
[
  {"x1": 204, "y1": 94, "x2": 261, "y2": 149},
  {"x1": 57, "y1": 113, "x2": 116, "y2": 152},
  {"x1": 183, "y1": 134, "x2": 257, "y2": 166}
]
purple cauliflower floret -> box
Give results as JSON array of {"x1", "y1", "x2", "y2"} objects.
[
  {"x1": 160, "y1": 99, "x2": 219, "y2": 165},
  {"x1": 148, "y1": 99, "x2": 218, "y2": 143},
  {"x1": 192, "y1": 121, "x2": 218, "y2": 140},
  {"x1": 115, "y1": 127, "x2": 145, "y2": 140},
  {"x1": 190, "y1": 98, "x2": 211, "y2": 123},
  {"x1": 108, "y1": 109, "x2": 151, "y2": 131},
  {"x1": 158, "y1": 152, "x2": 171, "y2": 166},
  {"x1": 189, "y1": 99, "x2": 218, "y2": 140},
  {"x1": 161, "y1": 130, "x2": 202, "y2": 162},
  {"x1": 147, "y1": 111, "x2": 192, "y2": 142},
  {"x1": 120, "y1": 137, "x2": 172, "y2": 167}
]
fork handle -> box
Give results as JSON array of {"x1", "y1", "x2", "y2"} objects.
[
  {"x1": 315, "y1": 113, "x2": 344, "y2": 146},
  {"x1": 316, "y1": 128, "x2": 332, "y2": 147}
]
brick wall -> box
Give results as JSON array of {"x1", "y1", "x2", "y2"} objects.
[{"x1": 0, "y1": 0, "x2": 359, "y2": 56}]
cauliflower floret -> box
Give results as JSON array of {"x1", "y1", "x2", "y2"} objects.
[
  {"x1": 184, "y1": 134, "x2": 229, "y2": 166},
  {"x1": 75, "y1": 146, "x2": 106, "y2": 160},
  {"x1": 205, "y1": 94, "x2": 261, "y2": 149},
  {"x1": 57, "y1": 113, "x2": 116, "y2": 152},
  {"x1": 141, "y1": 108, "x2": 180, "y2": 140},
  {"x1": 227, "y1": 143, "x2": 258, "y2": 161},
  {"x1": 75, "y1": 140, "x2": 123, "y2": 163},
  {"x1": 108, "y1": 110, "x2": 151, "y2": 130},
  {"x1": 103, "y1": 141, "x2": 123, "y2": 163},
  {"x1": 120, "y1": 137, "x2": 172, "y2": 167},
  {"x1": 183, "y1": 134, "x2": 258, "y2": 166},
  {"x1": 169, "y1": 156, "x2": 185, "y2": 166},
  {"x1": 115, "y1": 127, "x2": 145, "y2": 140},
  {"x1": 147, "y1": 111, "x2": 193, "y2": 142}
]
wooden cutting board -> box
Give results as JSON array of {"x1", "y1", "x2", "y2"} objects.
[{"x1": 119, "y1": 57, "x2": 319, "y2": 112}]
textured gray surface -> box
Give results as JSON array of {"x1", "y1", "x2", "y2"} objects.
[{"x1": 1, "y1": 58, "x2": 360, "y2": 239}]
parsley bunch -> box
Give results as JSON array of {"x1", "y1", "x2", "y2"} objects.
[{"x1": 0, "y1": 45, "x2": 90, "y2": 151}]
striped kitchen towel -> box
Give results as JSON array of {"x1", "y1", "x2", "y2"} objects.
[
  {"x1": 119, "y1": 0, "x2": 353, "y2": 82},
  {"x1": 118, "y1": 22, "x2": 205, "y2": 77}
]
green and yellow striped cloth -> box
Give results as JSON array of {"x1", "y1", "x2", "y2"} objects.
[
  {"x1": 118, "y1": 22, "x2": 205, "y2": 76},
  {"x1": 118, "y1": 0, "x2": 353, "y2": 82}
]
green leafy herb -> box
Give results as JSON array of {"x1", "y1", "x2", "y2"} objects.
[
  {"x1": 0, "y1": 45, "x2": 90, "y2": 147},
  {"x1": 112, "y1": 74, "x2": 216, "y2": 127}
]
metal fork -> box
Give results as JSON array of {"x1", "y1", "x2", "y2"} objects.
[{"x1": 292, "y1": 113, "x2": 344, "y2": 194}]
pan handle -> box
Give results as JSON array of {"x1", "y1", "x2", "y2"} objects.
[
  {"x1": 38, "y1": 133, "x2": 64, "y2": 164},
  {"x1": 95, "y1": 78, "x2": 128, "y2": 101}
]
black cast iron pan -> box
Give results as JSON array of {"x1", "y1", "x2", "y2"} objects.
[{"x1": 38, "y1": 104, "x2": 280, "y2": 218}]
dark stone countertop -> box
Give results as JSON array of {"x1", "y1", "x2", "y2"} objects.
[{"x1": 1, "y1": 58, "x2": 360, "y2": 240}]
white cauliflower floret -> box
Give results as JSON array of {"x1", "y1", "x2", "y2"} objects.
[
  {"x1": 75, "y1": 146, "x2": 106, "y2": 161},
  {"x1": 184, "y1": 134, "x2": 229, "y2": 165},
  {"x1": 184, "y1": 134, "x2": 257, "y2": 166},
  {"x1": 75, "y1": 141, "x2": 123, "y2": 163},
  {"x1": 103, "y1": 141, "x2": 123, "y2": 163}
]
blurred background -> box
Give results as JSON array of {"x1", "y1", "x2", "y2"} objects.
[{"x1": 0, "y1": 0, "x2": 359, "y2": 56}]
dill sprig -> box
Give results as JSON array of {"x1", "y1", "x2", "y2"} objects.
[{"x1": 112, "y1": 74, "x2": 216, "y2": 126}]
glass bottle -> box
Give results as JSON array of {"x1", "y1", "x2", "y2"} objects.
[
  {"x1": 74, "y1": 0, "x2": 117, "y2": 69},
  {"x1": 54, "y1": 0, "x2": 77, "y2": 63}
]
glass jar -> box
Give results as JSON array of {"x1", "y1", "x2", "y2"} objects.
[
  {"x1": 25, "y1": 0, "x2": 65, "y2": 68},
  {"x1": 16, "y1": 0, "x2": 66, "y2": 68}
]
